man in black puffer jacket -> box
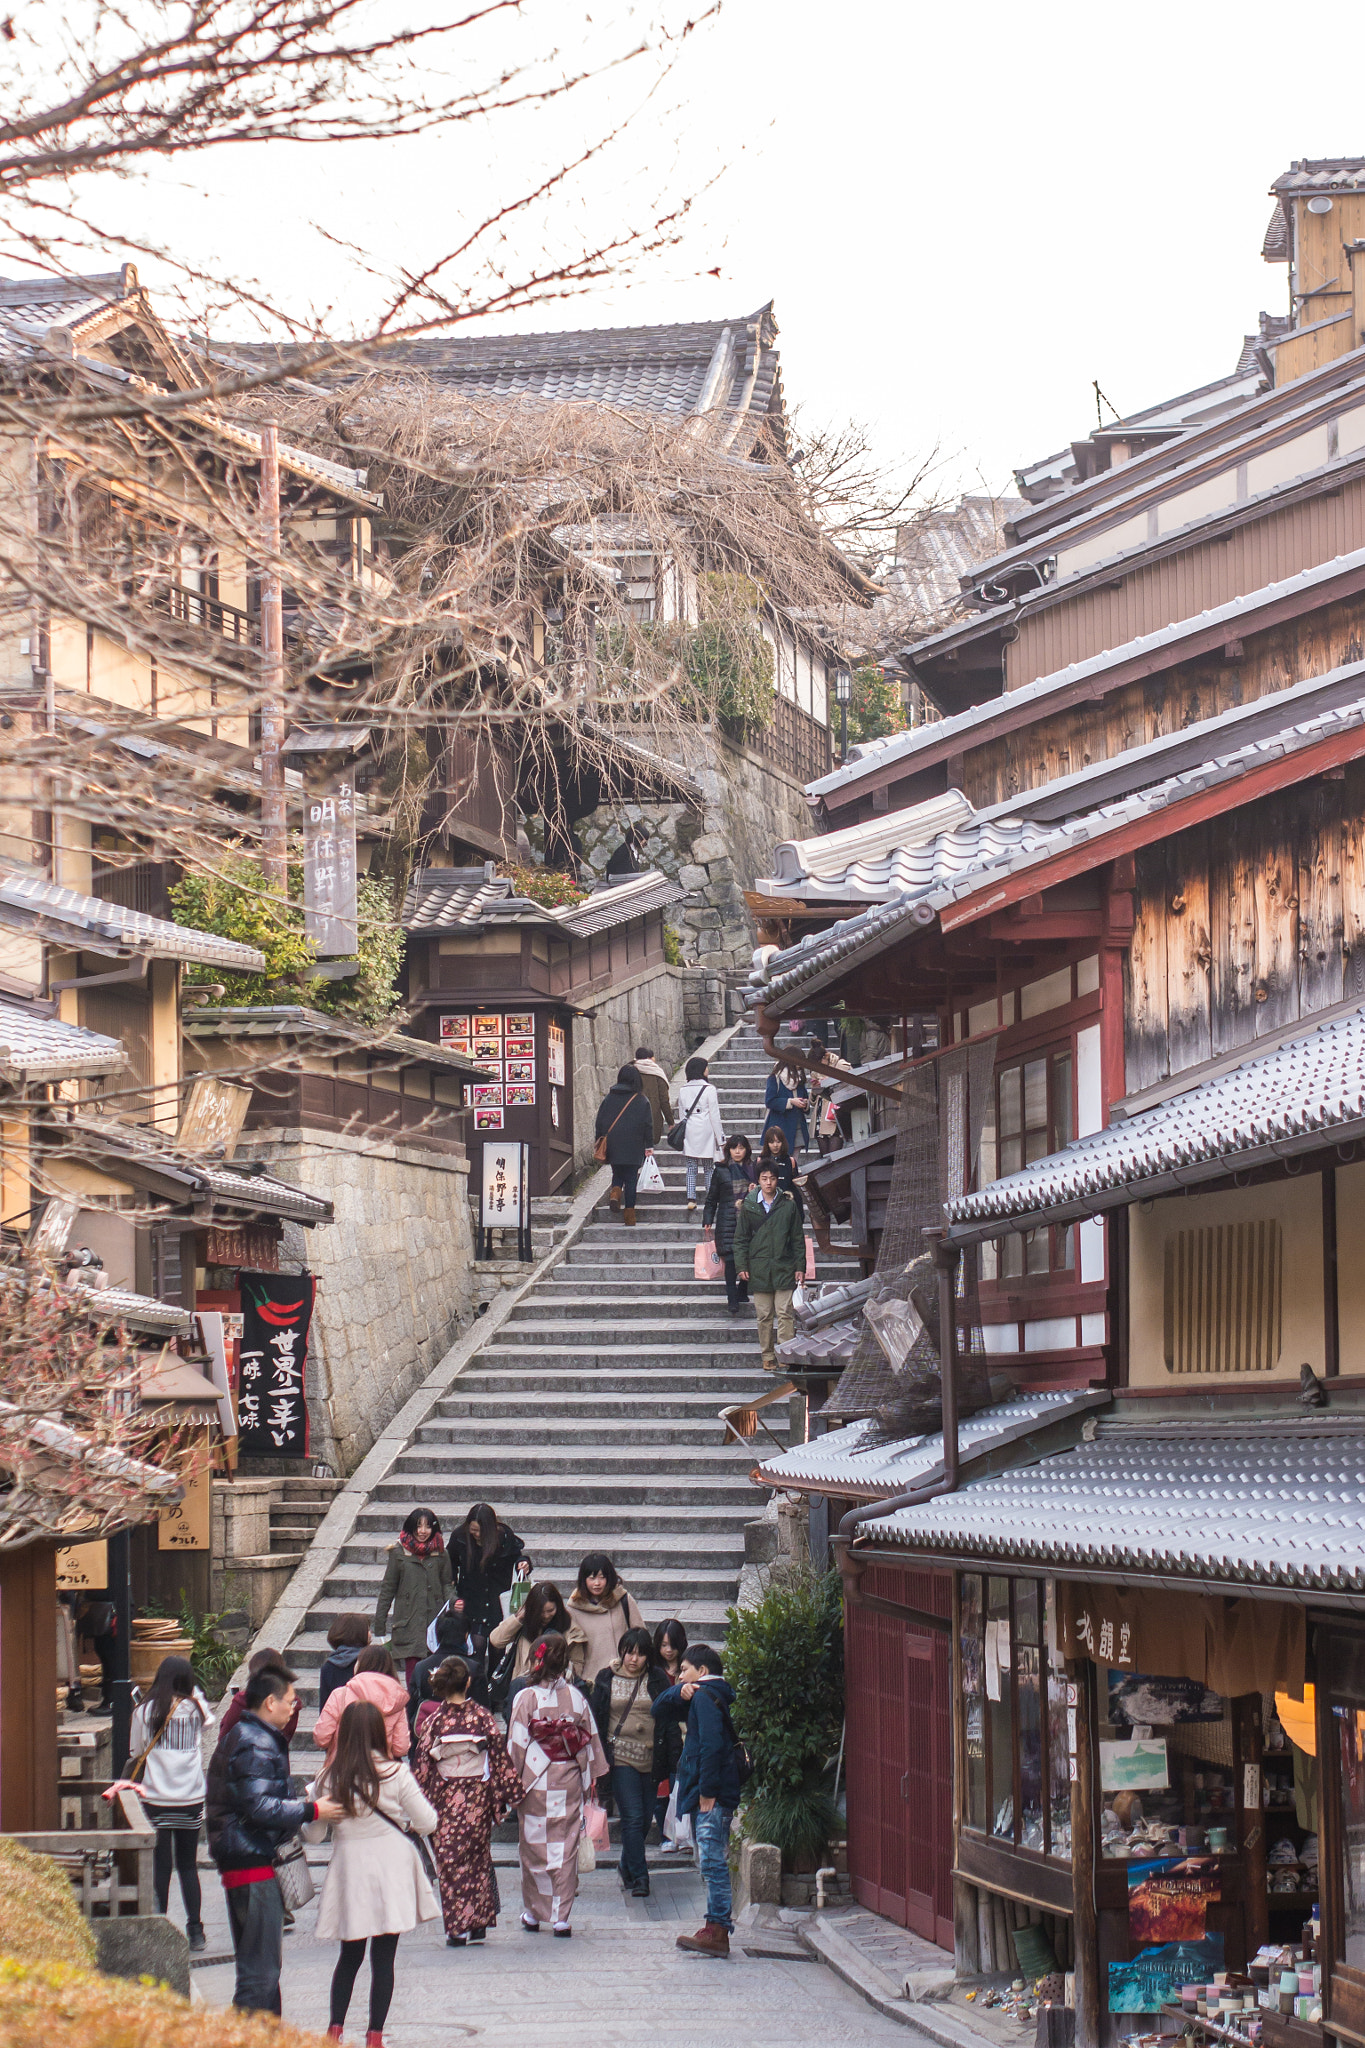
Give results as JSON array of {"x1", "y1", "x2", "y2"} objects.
[{"x1": 207, "y1": 1664, "x2": 342, "y2": 2013}]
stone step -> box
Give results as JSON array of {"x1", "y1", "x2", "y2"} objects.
[
  {"x1": 501, "y1": 1293, "x2": 786, "y2": 1321},
  {"x1": 414, "y1": 1416, "x2": 770, "y2": 1448},
  {"x1": 304, "y1": 1563, "x2": 742, "y2": 1618},
  {"x1": 359, "y1": 1474, "x2": 762, "y2": 1507},
  {"x1": 433, "y1": 1389, "x2": 765, "y2": 1419},
  {"x1": 445, "y1": 1366, "x2": 776, "y2": 1393},
  {"x1": 476, "y1": 1344, "x2": 766, "y2": 1369},
  {"x1": 484, "y1": 1317, "x2": 763, "y2": 1346}
]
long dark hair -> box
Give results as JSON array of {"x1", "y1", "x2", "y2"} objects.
[
  {"x1": 401, "y1": 1506, "x2": 441, "y2": 1539},
  {"x1": 459, "y1": 1502, "x2": 500, "y2": 1569},
  {"x1": 576, "y1": 1553, "x2": 620, "y2": 1600},
  {"x1": 328, "y1": 1700, "x2": 387, "y2": 1816},
  {"x1": 761, "y1": 1126, "x2": 791, "y2": 1164},
  {"x1": 653, "y1": 1618, "x2": 688, "y2": 1668},
  {"x1": 144, "y1": 1654, "x2": 198, "y2": 1738},
  {"x1": 520, "y1": 1582, "x2": 570, "y2": 1638}
]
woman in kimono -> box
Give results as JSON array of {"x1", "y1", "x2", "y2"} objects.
[
  {"x1": 413, "y1": 1656, "x2": 523, "y2": 1947},
  {"x1": 506, "y1": 1632, "x2": 607, "y2": 1936}
]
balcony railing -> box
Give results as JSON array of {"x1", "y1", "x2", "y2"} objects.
[
  {"x1": 147, "y1": 580, "x2": 258, "y2": 645},
  {"x1": 748, "y1": 693, "x2": 832, "y2": 785}
]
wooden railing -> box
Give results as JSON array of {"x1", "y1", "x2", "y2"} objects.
[
  {"x1": 749, "y1": 694, "x2": 832, "y2": 785},
  {"x1": 8, "y1": 1785, "x2": 156, "y2": 1918},
  {"x1": 149, "y1": 580, "x2": 257, "y2": 645}
]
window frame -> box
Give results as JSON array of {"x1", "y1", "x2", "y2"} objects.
[{"x1": 958, "y1": 1570, "x2": 1073, "y2": 1870}]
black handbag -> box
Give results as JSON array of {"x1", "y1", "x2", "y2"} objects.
[
  {"x1": 667, "y1": 1083, "x2": 705, "y2": 1152},
  {"x1": 488, "y1": 1640, "x2": 518, "y2": 1713}
]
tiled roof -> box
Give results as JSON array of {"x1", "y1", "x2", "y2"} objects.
[
  {"x1": 362, "y1": 308, "x2": 782, "y2": 438},
  {"x1": 0, "y1": 1002, "x2": 125, "y2": 1083},
  {"x1": 68, "y1": 1116, "x2": 332, "y2": 1223},
  {"x1": 854, "y1": 1424, "x2": 1365, "y2": 1594},
  {"x1": 182, "y1": 1005, "x2": 489, "y2": 1082},
  {"x1": 752, "y1": 678, "x2": 1365, "y2": 1012},
  {"x1": 807, "y1": 544, "x2": 1365, "y2": 808},
  {"x1": 68, "y1": 1274, "x2": 194, "y2": 1336},
  {"x1": 945, "y1": 998, "x2": 1365, "y2": 1239},
  {"x1": 0, "y1": 868, "x2": 267, "y2": 971},
  {"x1": 550, "y1": 869, "x2": 682, "y2": 935},
  {"x1": 758, "y1": 792, "x2": 975, "y2": 903},
  {"x1": 1271, "y1": 158, "x2": 1365, "y2": 196},
  {"x1": 890, "y1": 495, "x2": 1024, "y2": 623},
  {"x1": 0, "y1": 268, "x2": 134, "y2": 365},
  {"x1": 402, "y1": 865, "x2": 681, "y2": 937},
  {"x1": 756, "y1": 1390, "x2": 1106, "y2": 1496}
]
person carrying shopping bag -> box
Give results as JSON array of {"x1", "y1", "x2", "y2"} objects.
[
  {"x1": 594, "y1": 1065, "x2": 654, "y2": 1225},
  {"x1": 702, "y1": 1134, "x2": 756, "y2": 1313},
  {"x1": 732, "y1": 1163, "x2": 805, "y2": 1370},
  {"x1": 589, "y1": 1627, "x2": 672, "y2": 1898},
  {"x1": 507, "y1": 1633, "x2": 608, "y2": 1935},
  {"x1": 672, "y1": 1056, "x2": 725, "y2": 1212},
  {"x1": 412, "y1": 1656, "x2": 524, "y2": 1946},
  {"x1": 305, "y1": 1699, "x2": 438, "y2": 2045}
]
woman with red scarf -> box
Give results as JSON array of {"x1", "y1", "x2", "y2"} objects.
[{"x1": 374, "y1": 1508, "x2": 453, "y2": 1684}]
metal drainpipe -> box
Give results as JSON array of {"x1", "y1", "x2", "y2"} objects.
[{"x1": 835, "y1": 1232, "x2": 962, "y2": 1587}]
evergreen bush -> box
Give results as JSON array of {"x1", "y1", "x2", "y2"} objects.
[{"x1": 725, "y1": 1565, "x2": 844, "y2": 1865}]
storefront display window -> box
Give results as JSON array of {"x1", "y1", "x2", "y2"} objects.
[
  {"x1": 1324, "y1": 1627, "x2": 1365, "y2": 1981},
  {"x1": 959, "y1": 1572, "x2": 1070, "y2": 1862}
]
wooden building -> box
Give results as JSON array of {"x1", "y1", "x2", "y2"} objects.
[{"x1": 401, "y1": 865, "x2": 682, "y2": 1196}]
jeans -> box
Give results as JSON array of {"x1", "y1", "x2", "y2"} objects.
[
  {"x1": 611, "y1": 1163, "x2": 640, "y2": 1206},
  {"x1": 723, "y1": 1254, "x2": 749, "y2": 1311},
  {"x1": 752, "y1": 1286, "x2": 796, "y2": 1364},
  {"x1": 331, "y1": 1932, "x2": 399, "y2": 2032},
  {"x1": 226, "y1": 1875, "x2": 284, "y2": 2014},
  {"x1": 695, "y1": 1804, "x2": 735, "y2": 1931},
  {"x1": 685, "y1": 1157, "x2": 704, "y2": 1201},
  {"x1": 612, "y1": 1762, "x2": 651, "y2": 1885},
  {"x1": 152, "y1": 1821, "x2": 202, "y2": 1923}
]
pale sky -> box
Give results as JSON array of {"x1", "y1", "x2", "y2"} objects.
[{"x1": 23, "y1": 0, "x2": 1365, "y2": 498}]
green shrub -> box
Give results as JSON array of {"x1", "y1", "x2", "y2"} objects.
[
  {"x1": 171, "y1": 849, "x2": 401, "y2": 1026},
  {"x1": 663, "y1": 924, "x2": 683, "y2": 966},
  {"x1": 725, "y1": 1565, "x2": 844, "y2": 1864}
]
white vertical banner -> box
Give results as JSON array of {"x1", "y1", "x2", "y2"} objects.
[
  {"x1": 481, "y1": 1141, "x2": 530, "y2": 1230},
  {"x1": 303, "y1": 777, "x2": 358, "y2": 956}
]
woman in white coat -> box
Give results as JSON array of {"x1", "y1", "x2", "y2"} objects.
[
  {"x1": 672, "y1": 1055, "x2": 725, "y2": 1212},
  {"x1": 306, "y1": 1699, "x2": 438, "y2": 2046}
]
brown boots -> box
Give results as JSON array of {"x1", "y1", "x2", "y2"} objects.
[
  {"x1": 609, "y1": 1185, "x2": 621, "y2": 1210},
  {"x1": 677, "y1": 1921, "x2": 730, "y2": 1957},
  {"x1": 623, "y1": 1207, "x2": 637, "y2": 1226}
]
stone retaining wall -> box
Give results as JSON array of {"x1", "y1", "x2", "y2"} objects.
[
  {"x1": 238, "y1": 1126, "x2": 477, "y2": 1476},
  {"x1": 569, "y1": 961, "x2": 724, "y2": 1172}
]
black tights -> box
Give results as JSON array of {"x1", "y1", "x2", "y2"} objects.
[
  {"x1": 152, "y1": 1827, "x2": 201, "y2": 1923},
  {"x1": 330, "y1": 1933, "x2": 400, "y2": 2034}
]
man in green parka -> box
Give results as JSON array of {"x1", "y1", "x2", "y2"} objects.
[{"x1": 732, "y1": 1163, "x2": 805, "y2": 1370}]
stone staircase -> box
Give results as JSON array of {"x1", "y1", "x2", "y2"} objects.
[{"x1": 279, "y1": 1024, "x2": 860, "y2": 1747}]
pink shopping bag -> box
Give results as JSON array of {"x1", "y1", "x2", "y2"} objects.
[
  {"x1": 805, "y1": 1234, "x2": 817, "y2": 1280},
  {"x1": 694, "y1": 1239, "x2": 725, "y2": 1281}
]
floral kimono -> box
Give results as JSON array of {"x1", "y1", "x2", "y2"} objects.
[
  {"x1": 506, "y1": 1678, "x2": 607, "y2": 1927},
  {"x1": 413, "y1": 1698, "x2": 522, "y2": 1939}
]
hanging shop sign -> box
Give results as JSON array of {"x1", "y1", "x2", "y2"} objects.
[
  {"x1": 481, "y1": 1140, "x2": 529, "y2": 1230},
  {"x1": 177, "y1": 1075, "x2": 252, "y2": 1157},
  {"x1": 303, "y1": 779, "x2": 358, "y2": 957},
  {"x1": 547, "y1": 1023, "x2": 566, "y2": 1087},
  {"x1": 159, "y1": 1433, "x2": 212, "y2": 1550},
  {"x1": 237, "y1": 1271, "x2": 315, "y2": 1457},
  {"x1": 1055, "y1": 1580, "x2": 1306, "y2": 1698},
  {"x1": 56, "y1": 1539, "x2": 109, "y2": 1589}
]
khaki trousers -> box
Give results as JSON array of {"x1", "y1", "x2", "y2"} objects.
[{"x1": 752, "y1": 1286, "x2": 795, "y2": 1366}]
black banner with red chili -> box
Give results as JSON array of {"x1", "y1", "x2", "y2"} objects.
[{"x1": 237, "y1": 1270, "x2": 315, "y2": 1458}]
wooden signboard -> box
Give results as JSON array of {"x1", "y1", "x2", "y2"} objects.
[
  {"x1": 178, "y1": 1075, "x2": 252, "y2": 1159},
  {"x1": 56, "y1": 1539, "x2": 109, "y2": 1589},
  {"x1": 158, "y1": 1437, "x2": 212, "y2": 1551}
]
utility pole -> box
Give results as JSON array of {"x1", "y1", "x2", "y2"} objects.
[{"x1": 259, "y1": 424, "x2": 287, "y2": 891}]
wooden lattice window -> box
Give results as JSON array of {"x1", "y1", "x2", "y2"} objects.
[{"x1": 1162, "y1": 1220, "x2": 1282, "y2": 1374}]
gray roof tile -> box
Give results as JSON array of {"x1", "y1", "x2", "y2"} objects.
[
  {"x1": 947, "y1": 997, "x2": 1365, "y2": 1238},
  {"x1": 853, "y1": 1425, "x2": 1365, "y2": 1593},
  {"x1": 0, "y1": 868, "x2": 266, "y2": 971},
  {"x1": 0, "y1": 1001, "x2": 125, "y2": 1082},
  {"x1": 757, "y1": 1390, "x2": 1106, "y2": 1496}
]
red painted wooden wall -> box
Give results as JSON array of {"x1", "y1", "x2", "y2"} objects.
[{"x1": 844, "y1": 1562, "x2": 953, "y2": 1948}]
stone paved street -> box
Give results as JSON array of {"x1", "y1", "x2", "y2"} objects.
[{"x1": 191, "y1": 1855, "x2": 911, "y2": 2043}]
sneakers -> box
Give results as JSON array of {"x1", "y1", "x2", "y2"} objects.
[
  {"x1": 677, "y1": 1921, "x2": 730, "y2": 1957},
  {"x1": 186, "y1": 1922, "x2": 206, "y2": 1953}
]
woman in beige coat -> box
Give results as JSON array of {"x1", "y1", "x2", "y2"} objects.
[
  {"x1": 567, "y1": 1555, "x2": 646, "y2": 1676},
  {"x1": 488, "y1": 1583, "x2": 589, "y2": 1701},
  {"x1": 305, "y1": 1700, "x2": 438, "y2": 2046}
]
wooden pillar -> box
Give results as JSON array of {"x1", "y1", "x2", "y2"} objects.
[
  {"x1": 1323, "y1": 1168, "x2": 1340, "y2": 1377},
  {"x1": 1071, "y1": 1657, "x2": 1101, "y2": 2048},
  {"x1": 1236, "y1": 1694, "x2": 1269, "y2": 1959},
  {"x1": 0, "y1": 1542, "x2": 59, "y2": 1831}
]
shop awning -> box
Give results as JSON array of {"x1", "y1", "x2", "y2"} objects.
[
  {"x1": 841, "y1": 1418, "x2": 1365, "y2": 1601},
  {"x1": 755, "y1": 1388, "x2": 1106, "y2": 1499},
  {"x1": 944, "y1": 997, "x2": 1365, "y2": 1242},
  {"x1": 62, "y1": 1117, "x2": 333, "y2": 1224},
  {"x1": 0, "y1": 1000, "x2": 126, "y2": 1082}
]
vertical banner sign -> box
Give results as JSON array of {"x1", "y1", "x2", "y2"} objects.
[
  {"x1": 303, "y1": 778, "x2": 358, "y2": 956},
  {"x1": 479, "y1": 1140, "x2": 531, "y2": 1259},
  {"x1": 237, "y1": 1271, "x2": 315, "y2": 1456}
]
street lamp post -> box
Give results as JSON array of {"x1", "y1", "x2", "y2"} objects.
[{"x1": 834, "y1": 664, "x2": 852, "y2": 761}]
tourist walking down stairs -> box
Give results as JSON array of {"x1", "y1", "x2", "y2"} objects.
[
  {"x1": 732, "y1": 1161, "x2": 806, "y2": 1370},
  {"x1": 374, "y1": 1507, "x2": 453, "y2": 1683},
  {"x1": 568, "y1": 1553, "x2": 647, "y2": 1674},
  {"x1": 702, "y1": 1134, "x2": 757, "y2": 1313},
  {"x1": 305, "y1": 1699, "x2": 438, "y2": 2044},
  {"x1": 589, "y1": 1626, "x2": 672, "y2": 1898}
]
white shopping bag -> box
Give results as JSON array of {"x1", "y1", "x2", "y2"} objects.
[
  {"x1": 637, "y1": 1154, "x2": 665, "y2": 1192},
  {"x1": 664, "y1": 1781, "x2": 693, "y2": 1849}
]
